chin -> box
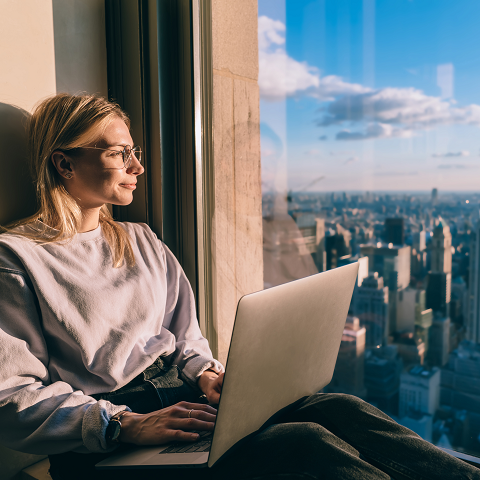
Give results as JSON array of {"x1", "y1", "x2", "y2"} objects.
[{"x1": 110, "y1": 195, "x2": 134, "y2": 207}]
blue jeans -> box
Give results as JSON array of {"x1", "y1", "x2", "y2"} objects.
[{"x1": 49, "y1": 360, "x2": 480, "y2": 480}]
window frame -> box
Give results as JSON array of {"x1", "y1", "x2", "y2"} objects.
[{"x1": 105, "y1": 0, "x2": 216, "y2": 353}]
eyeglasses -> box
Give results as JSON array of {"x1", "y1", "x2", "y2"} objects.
[{"x1": 80, "y1": 145, "x2": 143, "y2": 169}]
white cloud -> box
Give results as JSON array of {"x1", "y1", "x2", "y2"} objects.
[
  {"x1": 344, "y1": 156, "x2": 359, "y2": 165},
  {"x1": 258, "y1": 16, "x2": 367, "y2": 101},
  {"x1": 258, "y1": 16, "x2": 285, "y2": 50},
  {"x1": 304, "y1": 149, "x2": 320, "y2": 155},
  {"x1": 336, "y1": 123, "x2": 413, "y2": 141},
  {"x1": 432, "y1": 151, "x2": 470, "y2": 158},
  {"x1": 320, "y1": 87, "x2": 480, "y2": 129},
  {"x1": 258, "y1": 15, "x2": 480, "y2": 140}
]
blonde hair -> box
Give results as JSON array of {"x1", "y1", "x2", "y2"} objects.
[{"x1": 6, "y1": 93, "x2": 135, "y2": 268}]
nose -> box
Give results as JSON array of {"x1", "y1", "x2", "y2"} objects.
[{"x1": 126, "y1": 152, "x2": 144, "y2": 176}]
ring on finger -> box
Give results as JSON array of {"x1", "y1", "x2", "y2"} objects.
[{"x1": 188, "y1": 409, "x2": 194, "y2": 418}]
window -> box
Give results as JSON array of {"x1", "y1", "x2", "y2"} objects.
[{"x1": 258, "y1": 0, "x2": 480, "y2": 458}]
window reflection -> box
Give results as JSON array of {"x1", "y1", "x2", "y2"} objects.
[{"x1": 259, "y1": 0, "x2": 480, "y2": 457}]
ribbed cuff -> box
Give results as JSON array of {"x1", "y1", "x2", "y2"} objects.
[
  {"x1": 180, "y1": 355, "x2": 224, "y2": 389},
  {"x1": 82, "y1": 400, "x2": 131, "y2": 453}
]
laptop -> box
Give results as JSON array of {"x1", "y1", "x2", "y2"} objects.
[{"x1": 96, "y1": 262, "x2": 359, "y2": 470}]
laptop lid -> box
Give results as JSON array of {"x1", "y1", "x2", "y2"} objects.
[
  {"x1": 208, "y1": 262, "x2": 358, "y2": 467},
  {"x1": 96, "y1": 262, "x2": 358, "y2": 470}
]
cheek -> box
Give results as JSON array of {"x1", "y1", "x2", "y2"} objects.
[{"x1": 79, "y1": 169, "x2": 122, "y2": 195}]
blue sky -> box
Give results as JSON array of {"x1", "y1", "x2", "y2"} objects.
[{"x1": 258, "y1": 0, "x2": 480, "y2": 192}]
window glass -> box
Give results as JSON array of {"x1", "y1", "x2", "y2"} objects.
[{"x1": 259, "y1": 0, "x2": 480, "y2": 457}]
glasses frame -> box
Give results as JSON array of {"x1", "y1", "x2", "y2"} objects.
[{"x1": 79, "y1": 145, "x2": 142, "y2": 169}]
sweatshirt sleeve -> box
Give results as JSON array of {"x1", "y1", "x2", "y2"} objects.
[
  {"x1": 0, "y1": 267, "x2": 128, "y2": 455},
  {"x1": 161, "y1": 244, "x2": 224, "y2": 387}
]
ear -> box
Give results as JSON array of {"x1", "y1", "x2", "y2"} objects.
[{"x1": 51, "y1": 151, "x2": 75, "y2": 180}]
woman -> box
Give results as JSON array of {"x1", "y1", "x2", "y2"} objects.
[{"x1": 0, "y1": 94, "x2": 478, "y2": 480}]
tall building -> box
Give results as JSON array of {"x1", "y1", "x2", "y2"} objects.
[
  {"x1": 353, "y1": 273, "x2": 389, "y2": 348},
  {"x1": 325, "y1": 224, "x2": 351, "y2": 270},
  {"x1": 360, "y1": 243, "x2": 411, "y2": 334},
  {"x1": 416, "y1": 308, "x2": 433, "y2": 357},
  {"x1": 413, "y1": 230, "x2": 426, "y2": 253},
  {"x1": 360, "y1": 244, "x2": 411, "y2": 292},
  {"x1": 441, "y1": 341, "x2": 480, "y2": 415},
  {"x1": 429, "y1": 316, "x2": 451, "y2": 366},
  {"x1": 411, "y1": 230, "x2": 426, "y2": 280},
  {"x1": 365, "y1": 345, "x2": 403, "y2": 415},
  {"x1": 467, "y1": 221, "x2": 480, "y2": 343},
  {"x1": 426, "y1": 273, "x2": 451, "y2": 318},
  {"x1": 397, "y1": 288, "x2": 427, "y2": 332},
  {"x1": 397, "y1": 365, "x2": 440, "y2": 442},
  {"x1": 431, "y1": 188, "x2": 438, "y2": 206},
  {"x1": 385, "y1": 218, "x2": 404, "y2": 246},
  {"x1": 426, "y1": 218, "x2": 452, "y2": 318},
  {"x1": 430, "y1": 218, "x2": 452, "y2": 274},
  {"x1": 399, "y1": 365, "x2": 440, "y2": 417},
  {"x1": 393, "y1": 331, "x2": 426, "y2": 366},
  {"x1": 315, "y1": 218, "x2": 326, "y2": 272},
  {"x1": 328, "y1": 316, "x2": 367, "y2": 398}
]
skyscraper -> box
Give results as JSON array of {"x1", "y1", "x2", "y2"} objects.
[
  {"x1": 399, "y1": 365, "x2": 440, "y2": 417},
  {"x1": 385, "y1": 218, "x2": 405, "y2": 246},
  {"x1": 430, "y1": 218, "x2": 452, "y2": 274},
  {"x1": 360, "y1": 243, "x2": 411, "y2": 334},
  {"x1": 353, "y1": 273, "x2": 389, "y2": 348},
  {"x1": 315, "y1": 218, "x2": 326, "y2": 273},
  {"x1": 426, "y1": 218, "x2": 452, "y2": 318},
  {"x1": 426, "y1": 273, "x2": 452, "y2": 317},
  {"x1": 360, "y1": 244, "x2": 411, "y2": 291},
  {"x1": 328, "y1": 316, "x2": 367, "y2": 398},
  {"x1": 441, "y1": 341, "x2": 480, "y2": 414},
  {"x1": 467, "y1": 221, "x2": 480, "y2": 344},
  {"x1": 429, "y1": 316, "x2": 451, "y2": 366},
  {"x1": 325, "y1": 224, "x2": 351, "y2": 270},
  {"x1": 365, "y1": 345, "x2": 403, "y2": 415}
]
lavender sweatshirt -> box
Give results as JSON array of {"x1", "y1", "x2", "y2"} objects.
[{"x1": 0, "y1": 221, "x2": 223, "y2": 455}]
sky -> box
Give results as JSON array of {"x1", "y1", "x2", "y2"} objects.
[{"x1": 258, "y1": 0, "x2": 480, "y2": 192}]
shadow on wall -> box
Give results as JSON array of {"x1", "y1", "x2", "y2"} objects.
[{"x1": 0, "y1": 103, "x2": 37, "y2": 227}]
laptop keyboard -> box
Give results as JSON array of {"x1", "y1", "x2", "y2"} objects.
[{"x1": 159, "y1": 430, "x2": 213, "y2": 454}]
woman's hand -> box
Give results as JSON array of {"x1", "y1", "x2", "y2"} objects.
[
  {"x1": 197, "y1": 370, "x2": 225, "y2": 405},
  {"x1": 118, "y1": 401, "x2": 217, "y2": 445}
]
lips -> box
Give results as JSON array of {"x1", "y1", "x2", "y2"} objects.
[{"x1": 119, "y1": 183, "x2": 137, "y2": 190}]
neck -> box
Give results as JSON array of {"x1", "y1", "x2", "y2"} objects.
[{"x1": 78, "y1": 207, "x2": 101, "y2": 232}]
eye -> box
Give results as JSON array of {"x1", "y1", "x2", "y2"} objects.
[{"x1": 110, "y1": 150, "x2": 123, "y2": 157}]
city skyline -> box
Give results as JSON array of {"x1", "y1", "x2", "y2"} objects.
[{"x1": 262, "y1": 186, "x2": 480, "y2": 456}]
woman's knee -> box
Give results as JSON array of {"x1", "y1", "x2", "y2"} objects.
[{"x1": 300, "y1": 392, "x2": 368, "y2": 412}]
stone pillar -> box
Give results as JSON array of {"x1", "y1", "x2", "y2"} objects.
[{"x1": 211, "y1": 0, "x2": 263, "y2": 365}]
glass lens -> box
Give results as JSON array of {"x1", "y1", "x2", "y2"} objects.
[
  {"x1": 123, "y1": 146, "x2": 142, "y2": 168},
  {"x1": 123, "y1": 145, "x2": 132, "y2": 168},
  {"x1": 132, "y1": 147, "x2": 142, "y2": 165}
]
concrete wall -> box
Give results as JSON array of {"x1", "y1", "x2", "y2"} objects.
[
  {"x1": 211, "y1": 0, "x2": 263, "y2": 365},
  {"x1": 0, "y1": 0, "x2": 107, "y2": 114},
  {"x1": 0, "y1": 0, "x2": 56, "y2": 112}
]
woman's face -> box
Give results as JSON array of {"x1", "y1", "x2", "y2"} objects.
[{"x1": 56, "y1": 117, "x2": 144, "y2": 209}]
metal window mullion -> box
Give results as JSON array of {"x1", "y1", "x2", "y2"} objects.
[{"x1": 192, "y1": 0, "x2": 217, "y2": 355}]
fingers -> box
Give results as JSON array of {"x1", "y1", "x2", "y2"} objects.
[
  {"x1": 177, "y1": 402, "x2": 217, "y2": 415},
  {"x1": 169, "y1": 417, "x2": 215, "y2": 433},
  {"x1": 165, "y1": 429, "x2": 200, "y2": 443},
  {"x1": 185, "y1": 409, "x2": 217, "y2": 423}
]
